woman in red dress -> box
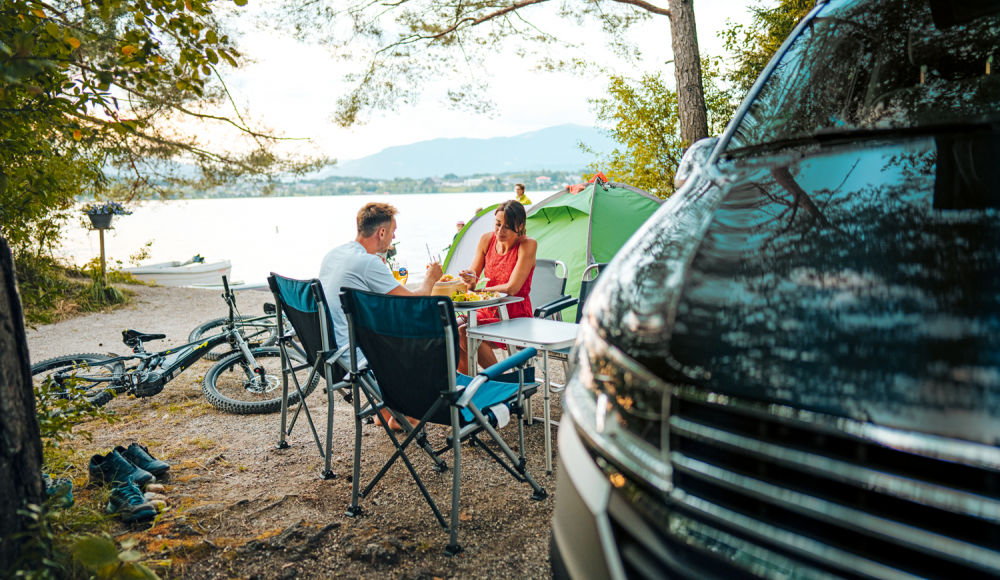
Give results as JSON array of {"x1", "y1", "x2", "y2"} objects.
[{"x1": 457, "y1": 200, "x2": 537, "y2": 375}]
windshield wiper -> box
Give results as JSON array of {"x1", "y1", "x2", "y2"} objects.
[
  {"x1": 722, "y1": 135, "x2": 821, "y2": 160},
  {"x1": 723, "y1": 121, "x2": 999, "y2": 160}
]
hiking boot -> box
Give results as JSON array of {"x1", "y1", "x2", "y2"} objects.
[
  {"x1": 107, "y1": 480, "x2": 157, "y2": 523},
  {"x1": 89, "y1": 449, "x2": 154, "y2": 487},
  {"x1": 42, "y1": 473, "x2": 74, "y2": 508},
  {"x1": 118, "y1": 443, "x2": 170, "y2": 478}
]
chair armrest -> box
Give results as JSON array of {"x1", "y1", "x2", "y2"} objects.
[
  {"x1": 457, "y1": 348, "x2": 538, "y2": 408},
  {"x1": 481, "y1": 347, "x2": 537, "y2": 380},
  {"x1": 456, "y1": 375, "x2": 488, "y2": 408},
  {"x1": 534, "y1": 296, "x2": 577, "y2": 319}
]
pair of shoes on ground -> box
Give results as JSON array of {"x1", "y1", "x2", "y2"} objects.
[
  {"x1": 43, "y1": 473, "x2": 74, "y2": 508},
  {"x1": 89, "y1": 443, "x2": 170, "y2": 523}
]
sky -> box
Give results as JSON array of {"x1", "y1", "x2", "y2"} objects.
[{"x1": 215, "y1": 0, "x2": 755, "y2": 163}]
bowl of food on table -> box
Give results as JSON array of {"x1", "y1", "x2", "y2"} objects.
[{"x1": 431, "y1": 274, "x2": 466, "y2": 297}]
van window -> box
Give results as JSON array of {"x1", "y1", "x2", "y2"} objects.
[{"x1": 726, "y1": 0, "x2": 1000, "y2": 157}]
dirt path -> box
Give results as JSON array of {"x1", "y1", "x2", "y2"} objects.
[{"x1": 28, "y1": 284, "x2": 564, "y2": 579}]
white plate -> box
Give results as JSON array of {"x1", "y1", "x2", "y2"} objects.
[{"x1": 453, "y1": 292, "x2": 507, "y2": 307}]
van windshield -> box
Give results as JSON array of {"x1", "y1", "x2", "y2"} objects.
[{"x1": 725, "y1": 0, "x2": 1000, "y2": 156}]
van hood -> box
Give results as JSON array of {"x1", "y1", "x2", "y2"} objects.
[{"x1": 589, "y1": 130, "x2": 1000, "y2": 447}]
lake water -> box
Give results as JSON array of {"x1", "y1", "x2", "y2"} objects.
[{"x1": 59, "y1": 193, "x2": 515, "y2": 286}]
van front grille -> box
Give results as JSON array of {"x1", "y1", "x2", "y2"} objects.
[{"x1": 667, "y1": 390, "x2": 1000, "y2": 579}]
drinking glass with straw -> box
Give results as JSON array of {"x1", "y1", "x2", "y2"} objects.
[
  {"x1": 426, "y1": 244, "x2": 439, "y2": 263},
  {"x1": 426, "y1": 244, "x2": 442, "y2": 282}
]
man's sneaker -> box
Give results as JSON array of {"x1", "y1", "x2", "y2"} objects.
[
  {"x1": 107, "y1": 480, "x2": 157, "y2": 523},
  {"x1": 118, "y1": 443, "x2": 170, "y2": 478},
  {"x1": 42, "y1": 473, "x2": 74, "y2": 508},
  {"x1": 89, "y1": 449, "x2": 154, "y2": 487}
]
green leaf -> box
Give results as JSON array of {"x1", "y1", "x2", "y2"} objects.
[
  {"x1": 218, "y1": 49, "x2": 237, "y2": 67},
  {"x1": 233, "y1": 0, "x2": 248, "y2": 6},
  {"x1": 205, "y1": 30, "x2": 217, "y2": 44},
  {"x1": 45, "y1": 22, "x2": 60, "y2": 39},
  {"x1": 119, "y1": 549, "x2": 142, "y2": 562},
  {"x1": 205, "y1": 49, "x2": 218, "y2": 64},
  {"x1": 0, "y1": 40, "x2": 11, "y2": 56},
  {"x1": 73, "y1": 536, "x2": 119, "y2": 568}
]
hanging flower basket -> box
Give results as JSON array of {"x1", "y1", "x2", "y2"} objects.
[
  {"x1": 88, "y1": 213, "x2": 114, "y2": 229},
  {"x1": 82, "y1": 202, "x2": 132, "y2": 229}
]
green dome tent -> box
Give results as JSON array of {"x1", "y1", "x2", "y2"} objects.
[{"x1": 443, "y1": 182, "x2": 662, "y2": 319}]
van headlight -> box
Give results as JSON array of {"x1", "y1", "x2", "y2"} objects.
[{"x1": 566, "y1": 323, "x2": 672, "y2": 492}]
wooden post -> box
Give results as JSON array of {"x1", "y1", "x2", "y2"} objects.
[{"x1": 98, "y1": 228, "x2": 107, "y2": 285}]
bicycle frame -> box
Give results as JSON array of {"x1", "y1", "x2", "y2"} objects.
[{"x1": 53, "y1": 276, "x2": 270, "y2": 397}]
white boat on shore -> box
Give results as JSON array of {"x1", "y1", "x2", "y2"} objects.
[{"x1": 124, "y1": 256, "x2": 232, "y2": 287}]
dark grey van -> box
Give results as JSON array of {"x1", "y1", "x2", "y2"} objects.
[{"x1": 552, "y1": 0, "x2": 1000, "y2": 578}]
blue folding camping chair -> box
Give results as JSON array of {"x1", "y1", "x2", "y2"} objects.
[
  {"x1": 267, "y1": 273, "x2": 446, "y2": 479},
  {"x1": 340, "y1": 289, "x2": 547, "y2": 556}
]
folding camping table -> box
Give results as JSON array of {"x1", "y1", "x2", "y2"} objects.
[{"x1": 465, "y1": 318, "x2": 580, "y2": 474}]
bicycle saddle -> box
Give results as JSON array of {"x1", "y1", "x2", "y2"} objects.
[{"x1": 122, "y1": 329, "x2": 166, "y2": 347}]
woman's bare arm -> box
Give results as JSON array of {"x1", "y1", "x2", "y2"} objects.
[
  {"x1": 487, "y1": 238, "x2": 537, "y2": 295},
  {"x1": 460, "y1": 232, "x2": 492, "y2": 290}
]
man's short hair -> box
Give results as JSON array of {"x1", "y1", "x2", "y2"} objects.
[
  {"x1": 357, "y1": 202, "x2": 399, "y2": 238},
  {"x1": 515, "y1": 183, "x2": 526, "y2": 192}
]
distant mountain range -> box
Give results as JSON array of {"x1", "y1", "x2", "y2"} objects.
[{"x1": 318, "y1": 124, "x2": 613, "y2": 180}]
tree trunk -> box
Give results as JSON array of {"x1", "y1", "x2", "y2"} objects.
[
  {"x1": 0, "y1": 236, "x2": 43, "y2": 572},
  {"x1": 668, "y1": 0, "x2": 709, "y2": 144}
]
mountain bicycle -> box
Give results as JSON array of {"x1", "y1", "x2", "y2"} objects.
[{"x1": 30, "y1": 277, "x2": 319, "y2": 414}]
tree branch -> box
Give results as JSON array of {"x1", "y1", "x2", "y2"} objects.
[{"x1": 612, "y1": 0, "x2": 669, "y2": 17}]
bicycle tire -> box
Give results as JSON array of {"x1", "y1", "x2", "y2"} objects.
[
  {"x1": 30, "y1": 353, "x2": 125, "y2": 408},
  {"x1": 188, "y1": 315, "x2": 279, "y2": 361},
  {"x1": 202, "y1": 347, "x2": 319, "y2": 415}
]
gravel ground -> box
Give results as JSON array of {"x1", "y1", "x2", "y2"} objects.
[{"x1": 27, "y1": 284, "x2": 564, "y2": 580}]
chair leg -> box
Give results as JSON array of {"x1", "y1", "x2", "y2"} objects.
[
  {"x1": 516, "y1": 395, "x2": 528, "y2": 466},
  {"x1": 346, "y1": 375, "x2": 364, "y2": 518},
  {"x1": 467, "y1": 403, "x2": 546, "y2": 500},
  {"x1": 445, "y1": 402, "x2": 463, "y2": 556},
  {"x1": 358, "y1": 373, "x2": 447, "y2": 471},
  {"x1": 277, "y1": 343, "x2": 291, "y2": 450},
  {"x1": 386, "y1": 407, "x2": 448, "y2": 472},
  {"x1": 321, "y1": 365, "x2": 336, "y2": 480},
  {"x1": 354, "y1": 388, "x2": 450, "y2": 529},
  {"x1": 470, "y1": 434, "x2": 526, "y2": 483},
  {"x1": 287, "y1": 361, "x2": 325, "y2": 458}
]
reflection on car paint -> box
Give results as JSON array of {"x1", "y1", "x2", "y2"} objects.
[{"x1": 594, "y1": 132, "x2": 1000, "y2": 446}]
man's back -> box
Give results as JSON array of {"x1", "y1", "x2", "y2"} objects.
[{"x1": 318, "y1": 241, "x2": 399, "y2": 350}]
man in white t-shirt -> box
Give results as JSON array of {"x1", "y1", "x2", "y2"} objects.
[{"x1": 319, "y1": 202, "x2": 443, "y2": 429}]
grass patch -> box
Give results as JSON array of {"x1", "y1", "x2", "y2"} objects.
[
  {"x1": 15, "y1": 254, "x2": 139, "y2": 326},
  {"x1": 185, "y1": 437, "x2": 216, "y2": 451}
]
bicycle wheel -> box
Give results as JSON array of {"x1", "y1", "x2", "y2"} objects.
[
  {"x1": 188, "y1": 315, "x2": 278, "y2": 361},
  {"x1": 31, "y1": 353, "x2": 125, "y2": 408},
  {"x1": 202, "y1": 347, "x2": 319, "y2": 415}
]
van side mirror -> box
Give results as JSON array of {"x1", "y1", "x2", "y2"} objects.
[{"x1": 674, "y1": 137, "x2": 719, "y2": 190}]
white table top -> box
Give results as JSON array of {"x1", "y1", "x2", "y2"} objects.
[
  {"x1": 452, "y1": 295, "x2": 523, "y2": 313},
  {"x1": 466, "y1": 317, "x2": 579, "y2": 349}
]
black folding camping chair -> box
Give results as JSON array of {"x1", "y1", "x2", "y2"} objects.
[
  {"x1": 267, "y1": 274, "x2": 446, "y2": 479},
  {"x1": 340, "y1": 289, "x2": 547, "y2": 556}
]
